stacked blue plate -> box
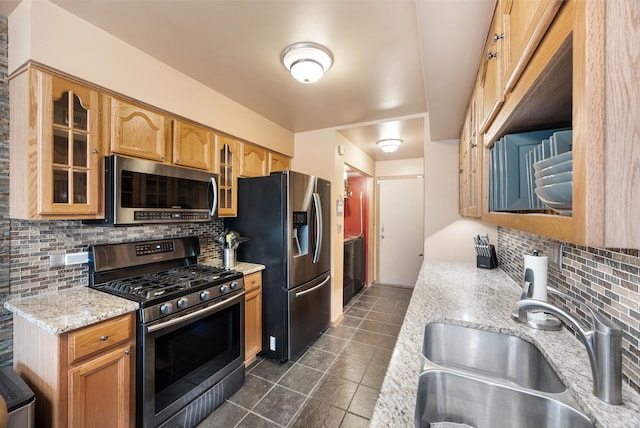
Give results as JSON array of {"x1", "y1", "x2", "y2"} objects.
[{"x1": 533, "y1": 146, "x2": 573, "y2": 216}]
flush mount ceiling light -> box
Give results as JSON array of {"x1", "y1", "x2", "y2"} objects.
[
  {"x1": 281, "y1": 42, "x2": 333, "y2": 84},
  {"x1": 377, "y1": 139, "x2": 403, "y2": 153}
]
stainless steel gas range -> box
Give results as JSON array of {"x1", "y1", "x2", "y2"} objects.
[{"x1": 88, "y1": 236, "x2": 245, "y2": 428}]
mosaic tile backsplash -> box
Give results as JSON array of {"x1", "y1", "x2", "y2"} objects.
[{"x1": 497, "y1": 227, "x2": 640, "y2": 394}]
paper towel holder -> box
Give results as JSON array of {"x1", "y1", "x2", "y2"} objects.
[{"x1": 511, "y1": 250, "x2": 562, "y2": 331}]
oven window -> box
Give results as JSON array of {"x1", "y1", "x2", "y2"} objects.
[
  {"x1": 154, "y1": 303, "x2": 241, "y2": 412},
  {"x1": 121, "y1": 170, "x2": 210, "y2": 209}
]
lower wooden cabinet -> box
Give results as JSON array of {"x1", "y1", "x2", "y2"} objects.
[
  {"x1": 68, "y1": 345, "x2": 132, "y2": 428},
  {"x1": 13, "y1": 313, "x2": 135, "y2": 428},
  {"x1": 244, "y1": 271, "x2": 263, "y2": 365}
]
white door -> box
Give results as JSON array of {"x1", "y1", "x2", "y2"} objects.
[{"x1": 377, "y1": 176, "x2": 424, "y2": 287}]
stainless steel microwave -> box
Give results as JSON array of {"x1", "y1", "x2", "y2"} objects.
[{"x1": 87, "y1": 155, "x2": 218, "y2": 226}]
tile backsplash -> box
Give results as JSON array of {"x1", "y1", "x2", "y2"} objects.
[{"x1": 498, "y1": 227, "x2": 640, "y2": 394}]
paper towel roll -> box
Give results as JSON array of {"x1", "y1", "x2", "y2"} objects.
[{"x1": 524, "y1": 253, "x2": 548, "y2": 321}]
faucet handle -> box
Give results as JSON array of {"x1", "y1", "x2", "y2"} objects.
[{"x1": 547, "y1": 287, "x2": 621, "y2": 335}]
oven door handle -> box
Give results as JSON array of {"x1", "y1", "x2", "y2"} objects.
[
  {"x1": 295, "y1": 275, "x2": 330, "y2": 299},
  {"x1": 147, "y1": 291, "x2": 244, "y2": 333}
]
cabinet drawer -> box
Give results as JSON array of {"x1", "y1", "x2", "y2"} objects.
[
  {"x1": 244, "y1": 272, "x2": 262, "y2": 294},
  {"x1": 68, "y1": 314, "x2": 133, "y2": 364}
]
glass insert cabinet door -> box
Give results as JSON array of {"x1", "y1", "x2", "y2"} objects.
[
  {"x1": 217, "y1": 136, "x2": 238, "y2": 217},
  {"x1": 40, "y1": 73, "x2": 101, "y2": 216}
]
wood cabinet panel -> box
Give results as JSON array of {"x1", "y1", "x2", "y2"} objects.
[
  {"x1": 478, "y1": 4, "x2": 504, "y2": 133},
  {"x1": 10, "y1": 67, "x2": 103, "y2": 220},
  {"x1": 110, "y1": 98, "x2": 169, "y2": 162},
  {"x1": 268, "y1": 152, "x2": 290, "y2": 174},
  {"x1": 244, "y1": 272, "x2": 262, "y2": 365},
  {"x1": 218, "y1": 135, "x2": 240, "y2": 217},
  {"x1": 474, "y1": 0, "x2": 640, "y2": 248},
  {"x1": 68, "y1": 345, "x2": 132, "y2": 428},
  {"x1": 173, "y1": 120, "x2": 216, "y2": 171},
  {"x1": 502, "y1": 0, "x2": 564, "y2": 93},
  {"x1": 68, "y1": 314, "x2": 133, "y2": 364},
  {"x1": 240, "y1": 143, "x2": 268, "y2": 177},
  {"x1": 12, "y1": 313, "x2": 135, "y2": 428}
]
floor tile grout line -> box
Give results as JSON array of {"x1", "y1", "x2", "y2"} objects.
[{"x1": 229, "y1": 284, "x2": 411, "y2": 428}]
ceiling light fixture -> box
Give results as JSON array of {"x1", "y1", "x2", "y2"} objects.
[
  {"x1": 281, "y1": 42, "x2": 333, "y2": 84},
  {"x1": 377, "y1": 139, "x2": 403, "y2": 153}
]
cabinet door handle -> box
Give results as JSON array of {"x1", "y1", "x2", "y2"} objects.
[
  {"x1": 487, "y1": 52, "x2": 498, "y2": 61},
  {"x1": 124, "y1": 349, "x2": 131, "y2": 355},
  {"x1": 91, "y1": 149, "x2": 98, "y2": 154},
  {"x1": 493, "y1": 33, "x2": 504, "y2": 42},
  {"x1": 100, "y1": 335, "x2": 109, "y2": 341}
]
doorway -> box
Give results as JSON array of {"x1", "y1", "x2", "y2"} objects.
[
  {"x1": 377, "y1": 176, "x2": 424, "y2": 287},
  {"x1": 343, "y1": 166, "x2": 370, "y2": 305}
]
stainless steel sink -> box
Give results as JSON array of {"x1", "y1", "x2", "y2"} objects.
[
  {"x1": 422, "y1": 322, "x2": 565, "y2": 393},
  {"x1": 415, "y1": 370, "x2": 594, "y2": 428}
]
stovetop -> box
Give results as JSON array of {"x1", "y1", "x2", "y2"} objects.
[
  {"x1": 88, "y1": 237, "x2": 245, "y2": 316},
  {"x1": 96, "y1": 265, "x2": 242, "y2": 302}
]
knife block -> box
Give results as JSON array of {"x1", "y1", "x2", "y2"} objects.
[{"x1": 477, "y1": 245, "x2": 498, "y2": 269}]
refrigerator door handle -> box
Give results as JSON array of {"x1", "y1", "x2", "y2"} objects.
[
  {"x1": 295, "y1": 275, "x2": 331, "y2": 298},
  {"x1": 312, "y1": 192, "x2": 322, "y2": 263}
]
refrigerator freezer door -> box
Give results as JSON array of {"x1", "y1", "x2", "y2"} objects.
[{"x1": 287, "y1": 273, "x2": 331, "y2": 361}]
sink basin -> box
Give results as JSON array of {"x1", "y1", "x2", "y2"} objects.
[
  {"x1": 423, "y1": 322, "x2": 565, "y2": 393},
  {"x1": 415, "y1": 370, "x2": 594, "y2": 428}
]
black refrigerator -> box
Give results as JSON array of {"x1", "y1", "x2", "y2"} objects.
[{"x1": 226, "y1": 171, "x2": 331, "y2": 361}]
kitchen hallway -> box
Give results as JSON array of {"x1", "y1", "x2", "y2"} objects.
[{"x1": 198, "y1": 284, "x2": 414, "y2": 427}]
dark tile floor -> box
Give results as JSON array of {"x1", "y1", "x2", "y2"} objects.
[{"x1": 197, "y1": 283, "x2": 414, "y2": 428}]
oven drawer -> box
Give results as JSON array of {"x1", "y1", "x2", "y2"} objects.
[
  {"x1": 67, "y1": 314, "x2": 134, "y2": 364},
  {"x1": 245, "y1": 271, "x2": 262, "y2": 293}
]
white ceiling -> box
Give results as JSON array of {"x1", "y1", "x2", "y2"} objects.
[{"x1": 1, "y1": 0, "x2": 496, "y2": 161}]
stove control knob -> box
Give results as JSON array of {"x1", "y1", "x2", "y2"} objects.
[
  {"x1": 230, "y1": 281, "x2": 239, "y2": 290},
  {"x1": 200, "y1": 290, "x2": 210, "y2": 301},
  {"x1": 177, "y1": 298, "x2": 188, "y2": 309},
  {"x1": 160, "y1": 303, "x2": 172, "y2": 315},
  {"x1": 219, "y1": 284, "x2": 229, "y2": 294}
]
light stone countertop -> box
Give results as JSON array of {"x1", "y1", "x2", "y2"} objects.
[
  {"x1": 4, "y1": 287, "x2": 138, "y2": 335},
  {"x1": 370, "y1": 260, "x2": 640, "y2": 428},
  {"x1": 200, "y1": 260, "x2": 265, "y2": 275},
  {"x1": 3, "y1": 261, "x2": 263, "y2": 336}
]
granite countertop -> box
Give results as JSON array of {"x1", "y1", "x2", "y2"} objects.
[
  {"x1": 371, "y1": 260, "x2": 640, "y2": 428},
  {"x1": 200, "y1": 260, "x2": 265, "y2": 275},
  {"x1": 3, "y1": 261, "x2": 263, "y2": 335},
  {"x1": 4, "y1": 287, "x2": 139, "y2": 335}
]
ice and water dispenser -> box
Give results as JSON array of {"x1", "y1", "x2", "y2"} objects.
[{"x1": 292, "y1": 211, "x2": 309, "y2": 256}]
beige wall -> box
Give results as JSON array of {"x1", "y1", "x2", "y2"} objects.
[
  {"x1": 8, "y1": 0, "x2": 293, "y2": 155},
  {"x1": 292, "y1": 129, "x2": 375, "y2": 325},
  {"x1": 375, "y1": 158, "x2": 424, "y2": 177},
  {"x1": 423, "y1": 138, "x2": 497, "y2": 262}
]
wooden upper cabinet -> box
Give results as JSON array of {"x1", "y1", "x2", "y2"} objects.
[
  {"x1": 474, "y1": 0, "x2": 640, "y2": 248},
  {"x1": 478, "y1": 4, "x2": 505, "y2": 134},
  {"x1": 110, "y1": 98, "x2": 169, "y2": 162},
  {"x1": 268, "y1": 152, "x2": 290, "y2": 174},
  {"x1": 501, "y1": 0, "x2": 564, "y2": 94},
  {"x1": 459, "y1": 91, "x2": 481, "y2": 219},
  {"x1": 173, "y1": 120, "x2": 216, "y2": 171},
  {"x1": 217, "y1": 135, "x2": 240, "y2": 217},
  {"x1": 239, "y1": 143, "x2": 267, "y2": 177},
  {"x1": 9, "y1": 67, "x2": 103, "y2": 220}
]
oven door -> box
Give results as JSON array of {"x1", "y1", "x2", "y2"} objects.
[{"x1": 139, "y1": 290, "x2": 245, "y2": 428}]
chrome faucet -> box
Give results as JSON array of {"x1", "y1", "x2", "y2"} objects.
[
  {"x1": 517, "y1": 287, "x2": 623, "y2": 405},
  {"x1": 512, "y1": 266, "x2": 561, "y2": 331}
]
